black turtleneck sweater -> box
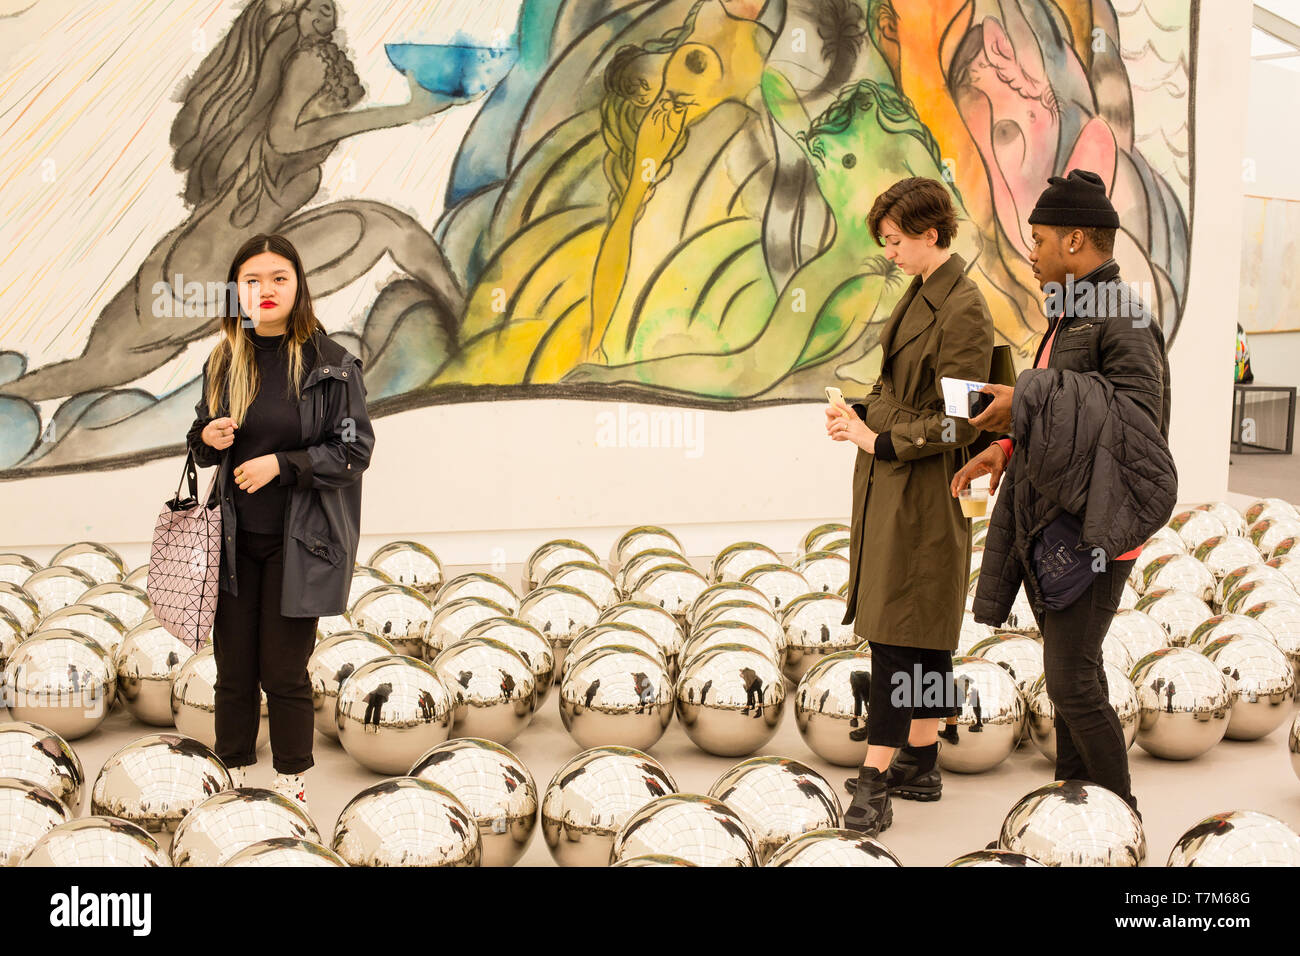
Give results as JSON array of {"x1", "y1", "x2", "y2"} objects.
[{"x1": 231, "y1": 328, "x2": 303, "y2": 534}]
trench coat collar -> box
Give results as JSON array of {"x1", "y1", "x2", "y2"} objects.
[
  {"x1": 300, "y1": 331, "x2": 360, "y2": 389},
  {"x1": 884, "y1": 252, "x2": 967, "y2": 360}
]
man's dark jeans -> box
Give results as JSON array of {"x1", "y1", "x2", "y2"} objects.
[{"x1": 1034, "y1": 557, "x2": 1138, "y2": 812}]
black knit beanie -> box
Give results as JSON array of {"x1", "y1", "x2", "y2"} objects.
[{"x1": 1027, "y1": 169, "x2": 1120, "y2": 228}]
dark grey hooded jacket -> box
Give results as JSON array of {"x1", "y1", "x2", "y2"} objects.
[
  {"x1": 185, "y1": 329, "x2": 374, "y2": 617},
  {"x1": 972, "y1": 260, "x2": 1178, "y2": 625}
]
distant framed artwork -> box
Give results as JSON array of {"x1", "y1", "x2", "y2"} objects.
[{"x1": 1240, "y1": 195, "x2": 1300, "y2": 334}]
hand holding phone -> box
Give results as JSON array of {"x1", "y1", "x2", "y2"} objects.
[{"x1": 825, "y1": 386, "x2": 849, "y2": 418}]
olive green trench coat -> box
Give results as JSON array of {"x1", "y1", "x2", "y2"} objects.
[{"x1": 840, "y1": 253, "x2": 994, "y2": 650}]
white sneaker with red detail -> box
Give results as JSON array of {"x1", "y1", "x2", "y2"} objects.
[{"x1": 272, "y1": 771, "x2": 311, "y2": 819}]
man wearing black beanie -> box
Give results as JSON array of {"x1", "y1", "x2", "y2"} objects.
[{"x1": 951, "y1": 169, "x2": 1177, "y2": 821}]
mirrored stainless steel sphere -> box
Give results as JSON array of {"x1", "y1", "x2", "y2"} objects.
[
  {"x1": 969, "y1": 634, "x2": 1044, "y2": 695},
  {"x1": 50, "y1": 542, "x2": 125, "y2": 585},
  {"x1": 1167, "y1": 810, "x2": 1300, "y2": 866},
  {"x1": 1194, "y1": 535, "x2": 1264, "y2": 580},
  {"x1": 946, "y1": 849, "x2": 1044, "y2": 867},
  {"x1": 1289, "y1": 711, "x2": 1300, "y2": 783},
  {"x1": 542, "y1": 561, "x2": 619, "y2": 610},
  {"x1": 308, "y1": 630, "x2": 397, "y2": 740},
  {"x1": 91, "y1": 733, "x2": 230, "y2": 833},
  {"x1": 522, "y1": 539, "x2": 599, "y2": 594},
  {"x1": 631, "y1": 563, "x2": 709, "y2": 620},
  {"x1": 425, "y1": 595, "x2": 511, "y2": 661},
  {"x1": 0, "y1": 582, "x2": 40, "y2": 636},
  {"x1": 1216, "y1": 563, "x2": 1284, "y2": 608},
  {"x1": 434, "y1": 572, "x2": 519, "y2": 614},
  {"x1": 171, "y1": 646, "x2": 268, "y2": 751},
  {"x1": 431, "y1": 637, "x2": 536, "y2": 744},
  {"x1": 711, "y1": 542, "x2": 783, "y2": 583},
  {"x1": 1187, "y1": 612, "x2": 1275, "y2": 649},
  {"x1": 800, "y1": 523, "x2": 850, "y2": 557},
  {"x1": 332, "y1": 777, "x2": 481, "y2": 867},
  {"x1": 1107, "y1": 609, "x2": 1169, "y2": 662},
  {"x1": 610, "y1": 527, "x2": 685, "y2": 574},
  {"x1": 741, "y1": 564, "x2": 811, "y2": 614},
  {"x1": 35, "y1": 603, "x2": 127, "y2": 660},
  {"x1": 1026, "y1": 663, "x2": 1138, "y2": 761},
  {"x1": 1200, "y1": 634, "x2": 1295, "y2": 740},
  {"x1": 346, "y1": 566, "x2": 396, "y2": 613},
  {"x1": 559, "y1": 646, "x2": 675, "y2": 751},
  {"x1": 115, "y1": 622, "x2": 193, "y2": 726},
  {"x1": 675, "y1": 646, "x2": 785, "y2": 757},
  {"x1": 1168, "y1": 509, "x2": 1228, "y2": 551},
  {"x1": 1004, "y1": 586, "x2": 1040, "y2": 635},
  {"x1": 349, "y1": 584, "x2": 434, "y2": 660},
  {"x1": 790, "y1": 550, "x2": 851, "y2": 595},
  {"x1": 21, "y1": 565, "x2": 97, "y2": 618},
  {"x1": 1269, "y1": 555, "x2": 1300, "y2": 592},
  {"x1": 696, "y1": 601, "x2": 785, "y2": 664},
  {"x1": 610, "y1": 793, "x2": 758, "y2": 867},
  {"x1": 4, "y1": 629, "x2": 115, "y2": 739},
  {"x1": 518, "y1": 584, "x2": 601, "y2": 681},
  {"x1": 782, "y1": 593, "x2": 856, "y2": 683},
  {"x1": 1244, "y1": 600, "x2": 1300, "y2": 680},
  {"x1": 335, "y1": 655, "x2": 453, "y2": 774},
  {"x1": 688, "y1": 582, "x2": 773, "y2": 626},
  {"x1": 612, "y1": 854, "x2": 698, "y2": 866},
  {"x1": 171, "y1": 788, "x2": 320, "y2": 866},
  {"x1": 224, "y1": 837, "x2": 347, "y2": 867},
  {"x1": 621, "y1": 549, "x2": 693, "y2": 597},
  {"x1": 316, "y1": 613, "x2": 353, "y2": 641},
  {"x1": 560, "y1": 622, "x2": 667, "y2": 687},
  {"x1": 1000, "y1": 780, "x2": 1145, "y2": 866},
  {"x1": 1131, "y1": 538, "x2": 1186, "y2": 590},
  {"x1": 1244, "y1": 498, "x2": 1299, "y2": 526},
  {"x1": 1099, "y1": 629, "x2": 1134, "y2": 674},
  {"x1": 682, "y1": 620, "x2": 780, "y2": 668},
  {"x1": 1134, "y1": 588, "x2": 1214, "y2": 646},
  {"x1": 461, "y1": 617, "x2": 555, "y2": 706},
  {"x1": 541, "y1": 746, "x2": 677, "y2": 867},
  {"x1": 1223, "y1": 580, "x2": 1299, "y2": 617},
  {"x1": 1193, "y1": 502, "x2": 1248, "y2": 537},
  {"x1": 0, "y1": 553, "x2": 42, "y2": 587},
  {"x1": 0, "y1": 720, "x2": 84, "y2": 814},
  {"x1": 765, "y1": 828, "x2": 902, "y2": 866},
  {"x1": 936, "y1": 657, "x2": 1024, "y2": 773},
  {"x1": 367, "y1": 540, "x2": 444, "y2": 596},
  {"x1": 1140, "y1": 554, "x2": 1215, "y2": 604},
  {"x1": 0, "y1": 606, "x2": 21, "y2": 669},
  {"x1": 410, "y1": 737, "x2": 538, "y2": 867},
  {"x1": 1249, "y1": 517, "x2": 1300, "y2": 556},
  {"x1": 793, "y1": 651, "x2": 873, "y2": 767},
  {"x1": 957, "y1": 612, "x2": 994, "y2": 654},
  {"x1": 597, "y1": 601, "x2": 684, "y2": 677},
  {"x1": 1131, "y1": 648, "x2": 1232, "y2": 759},
  {"x1": 20, "y1": 817, "x2": 170, "y2": 867},
  {"x1": 0, "y1": 780, "x2": 70, "y2": 865},
  {"x1": 708, "y1": 756, "x2": 842, "y2": 863}
]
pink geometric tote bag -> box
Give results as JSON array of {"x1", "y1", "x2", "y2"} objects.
[{"x1": 146, "y1": 449, "x2": 222, "y2": 651}]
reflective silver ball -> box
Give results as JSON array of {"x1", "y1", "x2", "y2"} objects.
[
  {"x1": 610, "y1": 526, "x2": 684, "y2": 574},
  {"x1": 1289, "y1": 711, "x2": 1300, "y2": 783},
  {"x1": 937, "y1": 658, "x2": 1024, "y2": 773},
  {"x1": 1216, "y1": 563, "x2": 1288, "y2": 609},
  {"x1": 1193, "y1": 502, "x2": 1248, "y2": 537},
  {"x1": 790, "y1": 550, "x2": 851, "y2": 595},
  {"x1": 1224, "y1": 581, "x2": 1299, "y2": 617},
  {"x1": 409, "y1": 737, "x2": 538, "y2": 867},
  {"x1": 346, "y1": 566, "x2": 396, "y2": 614},
  {"x1": 969, "y1": 634, "x2": 1044, "y2": 695},
  {"x1": 1134, "y1": 588, "x2": 1214, "y2": 646},
  {"x1": 1244, "y1": 600, "x2": 1300, "y2": 680},
  {"x1": 349, "y1": 584, "x2": 434, "y2": 661},
  {"x1": 1200, "y1": 634, "x2": 1295, "y2": 740},
  {"x1": 1244, "y1": 497, "x2": 1299, "y2": 526},
  {"x1": 793, "y1": 650, "x2": 873, "y2": 767},
  {"x1": 741, "y1": 564, "x2": 811, "y2": 614},
  {"x1": 946, "y1": 848, "x2": 1045, "y2": 867},
  {"x1": 171, "y1": 646, "x2": 269, "y2": 752},
  {"x1": 431, "y1": 637, "x2": 536, "y2": 745},
  {"x1": 20, "y1": 817, "x2": 170, "y2": 867},
  {"x1": 561, "y1": 622, "x2": 667, "y2": 686},
  {"x1": 1187, "y1": 612, "x2": 1274, "y2": 649},
  {"x1": 688, "y1": 582, "x2": 773, "y2": 627},
  {"x1": 1168, "y1": 509, "x2": 1228, "y2": 550},
  {"x1": 597, "y1": 601, "x2": 685, "y2": 678},
  {"x1": 559, "y1": 646, "x2": 675, "y2": 752},
  {"x1": 0, "y1": 720, "x2": 84, "y2": 814},
  {"x1": 541, "y1": 746, "x2": 678, "y2": 867},
  {"x1": 675, "y1": 646, "x2": 785, "y2": 757},
  {"x1": 1167, "y1": 810, "x2": 1300, "y2": 866},
  {"x1": 612, "y1": 854, "x2": 698, "y2": 866},
  {"x1": 4, "y1": 629, "x2": 115, "y2": 739},
  {"x1": 1108, "y1": 609, "x2": 1169, "y2": 663},
  {"x1": 1131, "y1": 648, "x2": 1232, "y2": 759},
  {"x1": 332, "y1": 777, "x2": 481, "y2": 867},
  {"x1": 0, "y1": 780, "x2": 71, "y2": 865},
  {"x1": 523, "y1": 539, "x2": 599, "y2": 594},
  {"x1": 35, "y1": 603, "x2": 127, "y2": 660},
  {"x1": 542, "y1": 561, "x2": 619, "y2": 610},
  {"x1": 781, "y1": 593, "x2": 856, "y2": 683},
  {"x1": 1194, "y1": 535, "x2": 1264, "y2": 581},
  {"x1": 335, "y1": 655, "x2": 453, "y2": 774},
  {"x1": 307, "y1": 630, "x2": 397, "y2": 740},
  {"x1": 116, "y1": 622, "x2": 193, "y2": 726},
  {"x1": 621, "y1": 549, "x2": 693, "y2": 597},
  {"x1": 800, "y1": 523, "x2": 850, "y2": 557},
  {"x1": 224, "y1": 837, "x2": 347, "y2": 867},
  {"x1": 367, "y1": 540, "x2": 444, "y2": 596},
  {"x1": 518, "y1": 585, "x2": 601, "y2": 681},
  {"x1": 1000, "y1": 780, "x2": 1145, "y2": 866},
  {"x1": 0, "y1": 581, "x2": 40, "y2": 635},
  {"x1": 695, "y1": 601, "x2": 786, "y2": 666},
  {"x1": 424, "y1": 595, "x2": 511, "y2": 662},
  {"x1": 631, "y1": 563, "x2": 709, "y2": 620},
  {"x1": 610, "y1": 793, "x2": 758, "y2": 866},
  {"x1": 682, "y1": 620, "x2": 780, "y2": 668},
  {"x1": 90, "y1": 733, "x2": 230, "y2": 833},
  {"x1": 1140, "y1": 554, "x2": 1216, "y2": 604},
  {"x1": 765, "y1": 828, "x2": 901, "y2": 866},
  {"x1": 707, "y1": 756, "x2": 842, "y2": 863},
  {"x1": 461, "y1": 617, "x2": 555, "y2": 707},
  {"x1": 51, "y1": 542, "x2": 126, "y2": 585},
  {"x1": 1249, "y1": 516, "x2": 1300, "y2": 555},
  {"x1": 434, "y1": 571, "x2": 519, "y2": 615},
  {"x1": 21, "y1": 565, "x2": 97, "y2": 618},
  {"x1": 170, "y1": 788, "x2": 320, "y2": 866},
  {"x1": 1026, "y1": 663, "x2": 1138, "y2": 762},
  {"x1": 711, "y1": 542, "x2": 782, "y2": 583}
]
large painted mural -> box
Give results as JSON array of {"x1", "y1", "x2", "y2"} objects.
[{"x1": 0, "y1": 0, "x2": 1194, "y2": 476}]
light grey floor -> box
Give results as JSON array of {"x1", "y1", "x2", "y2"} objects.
[
  {"x1": 1229, "y1": 450, "x2": 1300, "y2": 501},
  {"x1": 23, "y1": 555, "x2": 1300, "y2": 868}
]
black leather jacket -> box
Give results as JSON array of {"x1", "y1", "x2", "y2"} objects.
[{"x1": 185, "y1": 330, "x2": 374, "y2": 617}]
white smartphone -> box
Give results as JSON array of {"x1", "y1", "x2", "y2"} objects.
[{"x1": 824, "y1": 386, "x2": 849, "y2": 417}]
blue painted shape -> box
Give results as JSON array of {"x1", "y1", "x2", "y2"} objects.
[{"x1": 385, "y1": 43, "x2": 518, "y2": 98}]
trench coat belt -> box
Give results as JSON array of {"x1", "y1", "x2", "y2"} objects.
[{"x1": 874, "y1": 389, "x2": 928, "y2": 420}]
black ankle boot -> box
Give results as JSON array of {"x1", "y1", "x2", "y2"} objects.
[
  {"x1": 844, "y1": 745, "x2": 942, "y2": 801},
  {"x1": 843, "y1": 767, "x2": 893, "y2": 836}
]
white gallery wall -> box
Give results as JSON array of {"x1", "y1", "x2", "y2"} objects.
[{"x1": 0, "y1": 0, "x2": 1253, "y2": 566}]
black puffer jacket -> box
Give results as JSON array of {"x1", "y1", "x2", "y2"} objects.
[{"x1": 972, "y1": 260, "x2": 1178, "y2": 625}]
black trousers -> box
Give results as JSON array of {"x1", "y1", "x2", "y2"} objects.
[
  {"x1": 213, "y1": 527, "x2": 318, "y2": 774},
  {"x1": 1035, "y1": 558, "x2": 1137, "y2": 808},
  {"x1": 866, "y1": 641, "x2": 957, "y2": 748}
]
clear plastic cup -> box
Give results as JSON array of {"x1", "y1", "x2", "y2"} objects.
[{"x1": 958, "y1": 487, "x2": 989, "y2": 518}]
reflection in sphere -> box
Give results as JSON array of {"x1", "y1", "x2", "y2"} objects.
[
  {"x1": 90, "y1": 733, "x2": 230, "y2": 833},
  {"x1": 1107, "y1": 609, "x2": 1169, "y2": 664},
  {"x1": 51, "y1": 542, "x2": 126, "y2": 585},
  {"x1": 1223, "y1": 580, "x2": 1299, "y2": 617},
  {"x1": 461, "y1": 616, "x2": 556, "y2": 706},
  {"x1": 791, "y1": 550, "x2": 851, "y2": 596},
  {"x1": 170, "y1": 788, "x2": 319, "y2": 866},
  {"x1": 1199, "y1": 634, "x2": 1294, "y2": 740},
  {"x1": 1248, "y1": 516, "x2": 1300, "y2": 556},
  {"x1": 559, "y1": 646, "x2": 675, "y2": 752},
  {"x1": 765, "y1": 828, "x2": 902, "y2": 867},
  {"x1": 0, "y1": 720, "x2": 85, "y2": 814},
  {"x1": 631, "y1": 563, "x2": 710, "y2": 621},
  {"x1": 541, "y1": 746, "x2": 677, "y2": 867},
  {"x1": 741, "y1": 564, "x2": 810, "y2": 614},
  {"x1": 35, "y1": 603, "x2": 128, "y2": 661},
  {"x1": 1244, "y1": 600, "x2": 1300, "y2": 681},
  {"x1": 347, "y1": 566, "x2": 396, "y2": 613},
  {"x1": 21, "y1": 566, "x2": 98, "y2": 618},
  {"x1": 597, "y1": 601, "x2": 685, "y2": 678},
  {"x1": 367, "y1": 540, "x2": 444, "y2": 596},
  {"x1": 610, "y1": 793, "x2": 758, "y2": 867},
  {"x1": 937, "y1": 657, "x2": 1024, "y2": 774},
  {"x1": 969, "y1": 634, "x2": 1044, "y2": 694},
  {"x1": 1026, "y1": 663, "x2": 1139, "y2": 762},
  {"x1": 224, "y1": 837, "x2": 347, "y2": 867},
  {"x1": 116, "y1": 623, "x2": 193, "y2": 726},
  {"x1": 609, "y1": 526, "x2": 684, "y2": 574},
  {"x1": 4, "y1": 629, "x2": 116, "y2": 740},
  {"x1": 409, "y1": 737, "x2": 538, "y2": 867},
  {"x1": 424, "y1": 595, "x2": 511, "y2": 662},
  {"x1": 561, "y1": 622, "x2": 666, "y2": 686},
  {"x1": 332, "y1": 777, "x2": 481, "y2": 867},
  {"x1": 946, "y1": 848, "x2": 1044, "y2": 867},
  {"x1": 349, "y1": 584, "x2": 434, "y2": 661},
  {"x1": 1139, "y1": 554, "x2": 1215, "y2": 604},
  {"x1": 307, "y1": 630, "x2": 396, "y2": 740},
  {"x1": 1134, "y1": 588, "x2": 1214, "y2": 646},
  {"x1": 1244, "y1": 497, "x2": 1299, "y2": 526},
  {"x1": 542, "y1": 561, "x2": 619, "y2": 610},
  {"x1": 711, "y1": 542, "x2": 783, "y2": 584},
  {"x1": 171, "y1": 646, "x2": 268, "y2": 752},
  {"x1": 621, "y1": 549, "x2": 693, "y2": 598},
  {"x1": 20, "y1": 817, "x2": 169, "y2": 867},
  {"x1": 1167, "y1": 810, "x2": 1300, "y2": 866},
  {"x1": 1193, "y1": 503, "x2": 1248, "y2": 537},
  {"x1": 335, "y1": 655, "x2": 453, "y2": 774},
  {"x1": 793, "y1": 651, "x2": 873, "y2": 767},
  {"x1": 1194, "y1": 535, "x2": 1264, "y2": 581},
  {"x1": 434, "y1": 572, "x2": 519, "y2": 615},
  {"x1": 707, "y1": 756, "x2": 842, "y2": 863},
  {"x1": 800, "y1": 523, "x2": 850, "y2": 557},
  {"x1": 522, "y1": 539, "x2": 599, "y2": 594},
  {"x1": 1186, "y1": 612, "x2": 1275, "y2": 649},
  {"x1": 688, "y1": 582, "x2": 773, "y2": 626},
  {"x1": 1131, "y1": 648, "x2": 1232, "y2": 759},
  {"x1": 431, "y1": 637, "x2": 536, "y2": 745},
  {"x1": 0, "y1": 780, "x2": 70, "y2": 866},
  {"x1": 1215, "y1": 563, "x2": 1286, "y2": 608},
  {"x1": 517, "y1": 584, "x2": 601, "y2": 681},
  {"x1": 682, "y1": 620, "x2": 780, "y2": 668},
  {"x1": 1000, "y1": 780, "x2": 1145, "y2": 866},
  {"x1": 1168, "y1": 509, "x2": 1227, "y2": 550},
  {"x1": 782, "y1": 593, "x2": 856, "y2": 683},
  {"x1": 0, "y1": 582, "x2": 40, "y2": 635},
  {"x1": 675, "y1": 646, "x2": 785, "y2": 757}
]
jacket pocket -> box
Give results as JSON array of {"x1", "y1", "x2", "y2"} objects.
[{"x1": 290, "y1": 494, "x2": 344, "y2": 567}]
